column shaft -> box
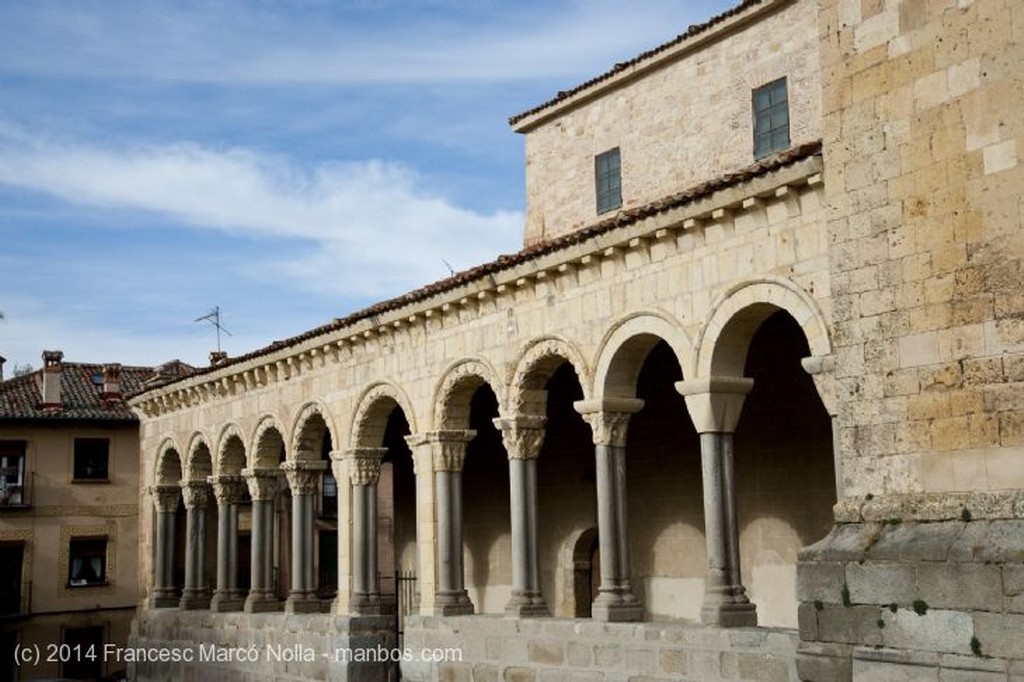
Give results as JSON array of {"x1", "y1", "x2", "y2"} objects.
[
  {"x1": 180, "y1": 484, "x2": 211, "y2": 610},
  {"x1": 150, "y1": 489, "x2": 179, "y2": 609},
  {"x1": 244, "y1": 469, "x2": 281, "y2": 613}
]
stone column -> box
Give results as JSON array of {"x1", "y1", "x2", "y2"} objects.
[
  {"x1": 344, "y1": 447, "x2": 389, "y2": 615},
  {"x1": 208, "y1": 474, "x2": 246, "y2": 611},
  {"x1": 425, "y1": 430, "x2": 476, "y2": 615},
  {"x1": 573, "y1": 398, "x2": 644, "y2": 622},
  {"x1": 677, "y1": 376, "x2": 757, "y2": 628},
  {"x1": 179, "y1": 481, "x2": 212, "y2": 610},
  {"x1": 329, "y1": 450, "x2": 354, "y2": 614},
  {"x1": 404, "y1": 436, "x2": 437, "y2": 615},
  {"x1": 243, "y1": 468, "x2": 280, "y2": 613},
  {"x1": 494, "y1": 415, "x2": 550, "y2": 617},
  {"x1": 149, "y1": 484, "x2": 181, "y2": 608},
  {"x1": 282, "y1": 459, "x2": 327, "y2": 613}
]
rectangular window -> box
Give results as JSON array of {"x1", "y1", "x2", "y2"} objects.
[
  {"x1": 68, "y1": 537, "x2": 107, "y2": 586},
  {"x1": 595, "y1": 147, "x2": 622, "y2": 214},
  {"x1": 73, "y1": 438, "x2": 109, "y2": 481},
  {"x1": 752, "y1": 77, "x2": 790, "y2": 159},
  {"x1": 0, "y1": 441, "x2": 26, "y2": 507},
  {"x1": 321, "y1": 471, "x2": 337, "y2": 519}
]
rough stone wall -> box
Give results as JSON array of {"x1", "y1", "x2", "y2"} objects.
[
  {"x1": 796, "y1": 0, "x2": 1024, "y2": 678},
  {"x1": 519, "y1": 0, "x2": 821, "y2": 246},
  {"x1": 820, "y1": 0, "x2": 1024, "y2": 498}
]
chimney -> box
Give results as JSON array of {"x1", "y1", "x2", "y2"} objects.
[
  {"x1": 209, "y1": 351, "x2": 228, "y2": 366},
  {"x1": 0, "y1": 356, "x2": 5, "y2": 381},
  {"x1": 41, "y1": 350, "x2": 64, "y2": 408},
  {"x1": 102, "y1": 363, "x2": 122, "y2": 400}
]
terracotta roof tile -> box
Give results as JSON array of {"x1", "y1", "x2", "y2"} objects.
[
  {"x1": 0, "y1": 361, "x2": 192, "y2": 421},
  {"x1": 140, "y1": 140, "x2": 821, "y2": 393},
  {"x1": 509, "y1": 0, "x2": 767, "y2": 127}
]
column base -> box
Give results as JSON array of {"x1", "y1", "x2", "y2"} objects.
[
  {"x1": 592, "y1": 589, "x2": 643, "y2": 622},
  {"x1": 700, "y1": 600, "x2": 758, "y2": 628},
  {"x1": 433, "y1": 591, "x2": 474, "y2": 616},
  {"x1": 504, "y1": 591, "x2": 550, "y2": 618},
  {"x1": 149, "y1": 591, "x2": 180, "y2": 609},
  {"x1": 179, "y1": 589, "x2": 211, "y2": 611},
  {"x1": 352, "y1": 592, "x2": 395, "y2": 616},
  {"x1": 209, "y1": 591, "x2": 244, "y2": 612},
  {"x1": 284, "y1": 593, "x2": 323, "y2": 614},
  {"x1": 244, "y1": 591, "x2": 282, "y2": 613}
]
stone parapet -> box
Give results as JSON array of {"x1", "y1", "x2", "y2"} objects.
[{"x1": 403, "y1": 615, "x2": 800, "y2": 682}]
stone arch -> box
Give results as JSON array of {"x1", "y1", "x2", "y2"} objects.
[
  {"x1": 215, "y1": 423, "x2": 247, "y2": 476},
  {"x1": 154, "y1": 437, "x2": 183, "y2": 485},
  {"x1": 696, "y1": 277, "x2": 831, "y2": 379},
  {"x1": 593, "y1": 311, "x2": 694, "y2": 398},
  {"x1": 289, "y1": 401, "x2": 338, "y2": 461},
  {"x1": 183, "y1": 432, "x2": 214, "y2": 482},
  {"x1": 433, "y1": 357, "x2": 504, "y2": 430},
  {"x1": 250, "y1": 415, "x2": 286, "y2": 469},
  {"x1": 508, "y1": 336, "x2": 592, "y2": 416},
  {"x1": 350, "y1": 382, "x2": 418, "y2": 448},
  {"x1": 568, "y1": 527, "x2": 600, "y2": 618}
]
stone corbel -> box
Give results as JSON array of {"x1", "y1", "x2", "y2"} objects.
[{"x1": 801, "y1": 354, "x2": 837, "y2": 417}]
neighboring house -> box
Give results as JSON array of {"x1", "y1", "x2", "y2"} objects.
[{"x1": 0, "y1": 352, "x2": 192, "y2": 681}]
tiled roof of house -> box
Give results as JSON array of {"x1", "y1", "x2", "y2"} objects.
[
  {"x1": 509, "y1": 0, "x2": 767, "y2": 127},
  {"x1": 0, "y1": 360, "x2": 194, "y2": 421},
  {"x1": 138, "y1": 140, "x2": 822, "y2": 394}
]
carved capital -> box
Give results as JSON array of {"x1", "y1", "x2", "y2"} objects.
[
  {"x1": 280, "y1": 460, "x2": 328, "y2": 496},
  {"x1": 180, "y1": 481, "x2": 212, "y2": 509},
  {"x1": 406, "y1": 430, "x2": 476, "y2": 472},
  {"x1": 675, "y1": 377, "x2": 754, "y2": 434},
  {"x1": 574, "y1": 398, "x2": 643, "y2": 447},
  {"x1": 151, "y1": 484, "x2": 180, "y2": 513},
  {"x1": 345, "y1": 448, "x2": 387, "y2": 486},
  {"x1": 208, "y1": 474, "x2": 247, "y2": 505},
  {"x1": 242, "y1": 468, "x2": 279, "y2": 501},
  {"x1": 493, "y1": 415, "x2": 546, "y2": 460}
]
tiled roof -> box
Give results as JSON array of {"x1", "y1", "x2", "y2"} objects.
[
  {"x1": 509, "y1": 0, "x2": 767, "y2": 127},
  {"x1": 0, "y1": 361, "x2": 193, "y2": 421},
  {"x1": 139, "y1": 140, "x2": 822, "y2": 393}
]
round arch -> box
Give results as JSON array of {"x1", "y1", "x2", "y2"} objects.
[
  {"x1": 592, "y1": 311, "x2": 694, "y2": 398},
  {"x1": 695, "y1": 277, "x2": 832, "y2": 379},
  {"x1": 432, "y1": 357, "x2": 504, "y2": 430},
  {"x1": 183, "y1": 431, "x2": 214, "y2": 482},
  {"x1": 289, "y1": 400, "x2": 339, "y2": 461},
  {"x1": 215, "y1": 422, "x2": 247, "y2": 475},
  {"x1": 508, "y1": 336, "x2": 592, "y2": 416},
  {"x1": 154, "y1": 437, "x2": 184, "y2": 486},
  {"x1": 250, "y1": 414, "x2": 287, "y2": 468},
  {"x1": 350, "y1": 381, "x2": 418, "y2": 449}
]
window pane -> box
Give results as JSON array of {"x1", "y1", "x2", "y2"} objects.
[
  {"x1": 595, "y1": 147, "x2": 622, "y2": 214},
  {"x1": 69, "y1": 538, "x2": 107, "y2": 585},
  {"x1": 74, "y1": 439, "x2": 109, "y2": 480}
]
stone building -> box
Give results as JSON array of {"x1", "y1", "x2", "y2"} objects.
[
  {"x1": 127, "y1": 0, "x2": 1024, "y2": 680},
  {"x1": 0, "y1": 352, "x2": 192, "y2": 681}
]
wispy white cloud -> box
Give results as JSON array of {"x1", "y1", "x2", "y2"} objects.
[
  {"x1": 0, "y1": 0, "x2": 735, "y2": 85},
  {"x1": 0, "y1": 127, "x2": 523, "y2": 299}
]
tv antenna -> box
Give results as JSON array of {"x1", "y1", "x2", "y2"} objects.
[{"x1": 194, "y1": 306, "x2": 232, "y2": 352}]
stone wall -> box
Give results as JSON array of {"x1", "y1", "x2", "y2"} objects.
[
  {"x1": 515, "y1": 0, "x2": 821, "y2": 246},
  {"x1": 403, "y1": 616, "x2": 801, "y2": 682}
]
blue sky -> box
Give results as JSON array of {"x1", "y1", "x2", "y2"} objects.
[{"x1": 0, "y1": 0, "x2": 735, "y2": 373}]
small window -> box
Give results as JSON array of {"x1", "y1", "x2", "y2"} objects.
[
  {"x1": 0, "y1": 441, "x2": 26, "y2": 507},
  {"x1": 73, "y1": 438, "x2": 109, "y2": 481},
  {"x1": 752, "y1": 77, "x2": 790, "y2": 159},
  {"x1": 595, "y1": 147, "x2": 622, "y2": 214},
  {"x1": 68, "y1": 537, "x2": 107, "y2": 586},
  {"x1": 0, "y1": 543, "x2": 25, "y2": 614},
  {"x1": 321, "y1": 471, "x2": 337, "y2": 519}
]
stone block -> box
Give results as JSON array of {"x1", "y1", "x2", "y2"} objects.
[
  {"x1": 658, "y1": 649, "x2": 687, "y2": 676},
  {"x1": 688, "y1": 649, "x2": 721, "y2": 680},
  {"x1": 504, "y1": 667, "x2": 537, "y2": 682},
  {"x1": 795, "y1": 642, "x2": 853, "y2": 682},
  {"x1": 880, "y1": 609, "x2": 974, "y2": 655},
  {"x1": 474, "y1": 664, "x2": 500, "y2": 682},
  {"x1": 847, "y1": 563, "x2": 916, "y2": 605},
  {"x1": 566, "y1": 642, "x2": 592, "y2": 668},
  {"x1": 440, "y1": 662, "x2": 473, "y2": 682},
  {"x1": 797, "y1": 562, "x2": 846, "y2": 602},
  {"x1": 817, "y1": 605, "x2": 883, "y2": 646},
  {"x1": 914, "y1": 563, "x2": 1002, "y2": 611},
  {"x1": 950, "y1": 520, "x2": 1024, "y2": 562},
  {"x1": 798, "y1": 602, "x2": 819, "y2": 641},
  {"x1": 973, "y1": 612, "x2": 1024, "y2": 659},
  {"x1": 625, "y1": 649, "x2": 656, "y2": 675},
  {"x1": 737, "y1": 652, "x2": 790, "y2": 682},
  {"x1": 799, "y1": 523, "x2": 880, "y2": 562},
  {"x1": 528, "y1": 640, "x2": 565, "y2": 666},
  {"x1": 594, "y1": 645, "x2": 623, "y2": 670}
]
